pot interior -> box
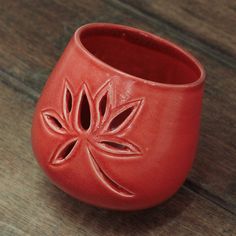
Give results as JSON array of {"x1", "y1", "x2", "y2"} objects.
[{"x1": 80, "y1": 25, "x2": 202, "y2": 85}]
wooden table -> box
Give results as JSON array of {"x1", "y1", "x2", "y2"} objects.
[{"x1": 0, "y1": 1, "x2": 235, "y2": 235}]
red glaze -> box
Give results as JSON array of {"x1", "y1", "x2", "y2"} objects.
[{"x1": 32, "y1": 23, "x2": 205, "y2": 210}]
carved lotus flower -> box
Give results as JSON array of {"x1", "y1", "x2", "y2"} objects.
[{"x1": 41, "y1": 79, "x2": 143, "y2": 197}]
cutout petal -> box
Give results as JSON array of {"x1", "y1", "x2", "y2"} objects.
[
  {"x1": 74, "y1": 83, "x2": 95, "y2": 132},
  {"x1": 99, "y1": 94, "x2": 107, "y2": 117},
  {"x1": 93, "y1": 136, "x2": 142, "y2": 157},
  {"x1": 63, "y1": 81, "x2": 73, "y2": 121},
  {"x1": 80, "y1": 93, "x2": 91, "y2": 130},
  {"x1": 103, "y1": 99, "x2": 143, "y2": 135},
  {"x1": 94, "y1": 80, "x2": 113, "y2": 128},
  {"x1": 50, "y1": 138, "x2": 78, "y2": 165},
  {"x1": 108, "y1": 107, "x2": 133, "y2": 131},
  {"x1": 42, "y1": 110, "x2": 67, "y2": 134}
]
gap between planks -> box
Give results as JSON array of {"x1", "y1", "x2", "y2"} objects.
[{"x1": 0, "y1": 70, "x2": 235, "y2": 216}]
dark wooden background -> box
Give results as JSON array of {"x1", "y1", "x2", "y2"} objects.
[{"x1": 0, "y1": 0, "x2": 236, "y2": 235}]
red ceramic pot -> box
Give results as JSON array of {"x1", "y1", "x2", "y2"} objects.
[{"x1": 32, "y1": 23, "x2": 205, "y2": 210}]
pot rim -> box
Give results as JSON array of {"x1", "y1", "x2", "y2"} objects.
[{"x1": 74, "y1": 23, "x2": 205, "y2": 89}]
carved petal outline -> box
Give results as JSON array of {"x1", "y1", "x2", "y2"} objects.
[
  {"x1": 87, "y1": 148, "x2": 134, "y2": 197},
  {"x1": 92, "y1": 136, "x2": 142, "y2": 157},
  {"x1": 102, "y1": 99, "x2": 143, "y2": 135},
  {"x1": 73, "y1": 83, "x2": 95, "y2": 133},
  {"x1": 94, "y1": 80, "x2": 114, "y2": 128},
  {"x1": 50, "y1": 138, "x2": 79, "y2": 165},
  {"x1": 42, "y1": 109, "x2": 67, "y2": 134},
  {"x1": 63, "y1": 80, "x2": 74, "y2": 123}
]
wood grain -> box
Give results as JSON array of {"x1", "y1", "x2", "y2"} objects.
[
  {"x1": 0, "y1": 0, "x2": 235, "y2": 213},
  {"x1": 0, "y1": 0, "x2": 236, "y2": 234},
  {"x1": 120, "y1": 0, "x2": 236, "y2": 57},
  {"x1": 0, "y1": 81, "x2": 235, "y2": 236}
]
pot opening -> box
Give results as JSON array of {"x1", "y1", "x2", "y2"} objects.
[{"x1": 79, "y1": 24, "x2": 203, "y2": 85}]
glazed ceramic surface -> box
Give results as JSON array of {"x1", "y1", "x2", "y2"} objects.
[{"x1": 32, "y1": 23, "x2": 205, "y2": 210}]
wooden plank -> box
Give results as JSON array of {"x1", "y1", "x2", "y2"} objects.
[
  {"x1": 0, "y1": 0, "x2": 236, "y2": 213},
  {"x1": 0, "y1": 0, "x2": 235, "y2": 92},
  {"x1": 0, "y1": 81, "x2": 235, "y2": 236},
  {"x1": 120, "y1": 0, "x2": 236, "y2": 57}
]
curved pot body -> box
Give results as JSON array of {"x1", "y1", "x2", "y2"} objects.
[{"x1": 32, "y1": 23, "x2": 205, "y2": 210}]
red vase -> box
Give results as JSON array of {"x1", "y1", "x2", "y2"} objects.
[{"x1": 32, "y1": 23, "x2": 205, "y2": 210}]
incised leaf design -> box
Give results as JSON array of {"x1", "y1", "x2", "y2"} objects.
[{"x1": 41, "y1": 79, "x2": 144, "y2": 197}]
